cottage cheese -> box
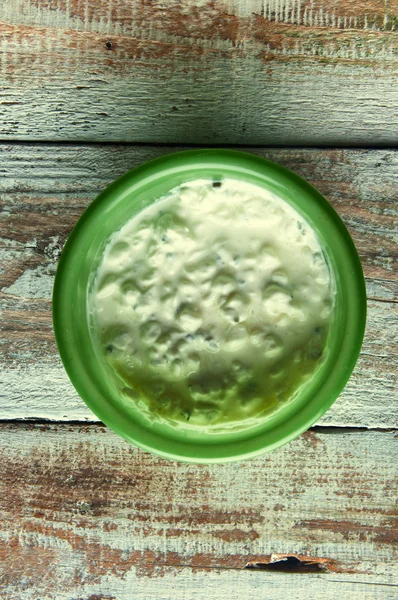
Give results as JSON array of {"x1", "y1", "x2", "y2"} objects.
[{"x1": 90, "y1": 178, "x2": 334, "y2": 429}]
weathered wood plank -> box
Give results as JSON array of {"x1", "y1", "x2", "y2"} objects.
[
  {"x1": 1, "y1": 145, "x2": 397, "y2": 425},
  {"x1": 0, "y1": 0, "x2": 397, "y2": 144},
  {"x1": 0, "y1": 424, "x2": 397, "y2": 599},
  {"x1": 1, "y1": 568, "x2": 398, "y2": 600}
]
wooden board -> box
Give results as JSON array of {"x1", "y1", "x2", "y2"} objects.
[
  {"x1": 0, "y1": 423, "x2": 397, "y2": 599},
  {"x1": 0, "y1": 0, "x2": 397, "y2": 145},
  {"x1": 1, "y1": 145, "x2": 397, "y2": 426},
  {"x1": 5, "y1": 571, "x2": 398, "y2": 600}
]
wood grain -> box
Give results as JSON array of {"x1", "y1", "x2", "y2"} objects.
[
  {"x1": 2, "y1": 569, "x2": 397, "y2": 600},
  {"x1": 0, "y1": 0, "x2": 397, "y2": 144},
  {"x1": 0, "y1": 423, "x2": 397, "y2": 599},
  {"x1": 1, "y1": 145, "x2": 397, "y2": 426}
]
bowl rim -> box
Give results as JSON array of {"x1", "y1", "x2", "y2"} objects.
[{"x1": 53, "y1": 148, "x2": 367, "y2": 463}]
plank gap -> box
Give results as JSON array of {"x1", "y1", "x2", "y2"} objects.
[
  {"x1": 0, "y1": 419, "x2": 396, "y2": 433},
  {"x1": 1, "y1": 139, "x2": 398, "y2": 150},
  {"x1": 367, "y1": 296, "x2": 398, "y2": 305}
]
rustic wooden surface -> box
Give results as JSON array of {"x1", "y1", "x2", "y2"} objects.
[
  {"x1": 1, "y1": 145, "x2": 397, "y2": 427},
  {"x1": 0, "y1": 423, "x2": 397, "y2": 600},
  {"x1": 1, "y1": 0, "x2": 398, "y2": 145},
  {"x1": 1, "y1": 2, "x2": 398, "y2": 598}
]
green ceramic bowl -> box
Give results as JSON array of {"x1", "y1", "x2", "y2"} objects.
[{"x1": 53, "y1": 149, "x2": 366, "y2": 463}]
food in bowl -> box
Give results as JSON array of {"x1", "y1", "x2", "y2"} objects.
[
  {"x1": 53, "y1": 149, "x2": 366, "y2": 462},
  {"x1": 90, "y1": 177, "x2": 335, "y2": 430}
]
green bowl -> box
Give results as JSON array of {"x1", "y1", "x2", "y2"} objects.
[{"x1": 53, "y1": 149, "x2": 366, "y2": 463}]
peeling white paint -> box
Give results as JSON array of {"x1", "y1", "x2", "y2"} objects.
[
  {"x1": 0, "y1": 359, "x2": 96, "y2": 420},
  {"x1": 3, "y1": 265, "x2": 55, "y2": 299},
  {"x1": 0, "y1": 564, "x2": 397, "y2": 600},
  {"x1": 0, "y1": 2, "x2": 397, "y2": 144},
  {"x1": 0, "y1": 425, "x2": 397, "y2": 596}
]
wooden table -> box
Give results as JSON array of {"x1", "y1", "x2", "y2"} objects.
[{"x1": 1, "y1": 2, "x2": 397, "y2": 598}]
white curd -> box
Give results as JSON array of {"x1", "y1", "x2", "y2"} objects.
[{"x1": 90, "y1": 178, "x2": 334, "y2": 428}]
